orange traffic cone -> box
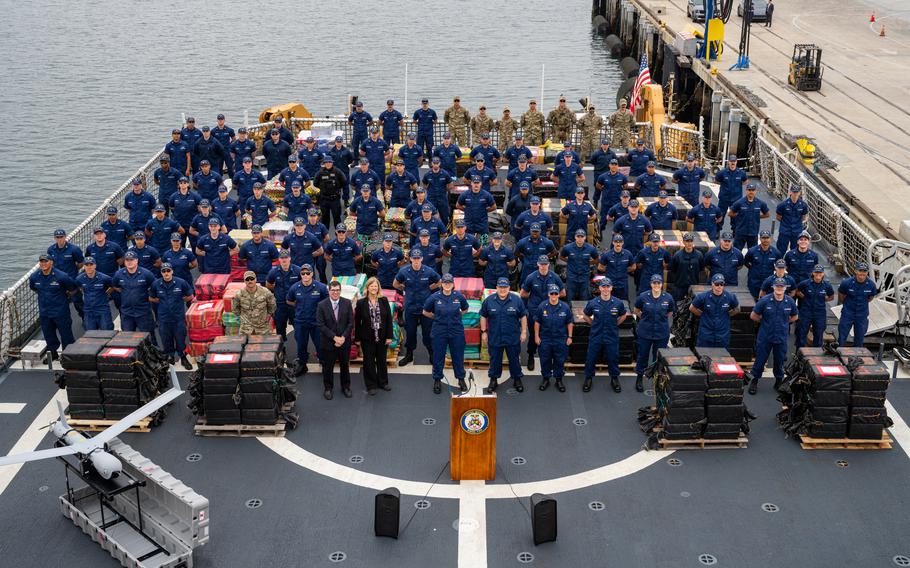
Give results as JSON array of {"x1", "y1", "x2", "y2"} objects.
[
  {"x1": 880, "y1": 25, "x2": 886, "y2": 37},
  {"x1": 870, "y1": 11, "x2": 875, "y2": 23}
]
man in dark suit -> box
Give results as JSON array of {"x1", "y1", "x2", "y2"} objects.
[{"x1": 317, "y1": 280, "x2": 354, "y2": 399}]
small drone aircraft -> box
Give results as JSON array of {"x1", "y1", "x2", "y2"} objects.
[{"x1": 0, "y1": 367, "x2": 183, "y2": 480}]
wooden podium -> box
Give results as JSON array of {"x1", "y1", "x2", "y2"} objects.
[{"x1": 450, "y1": 393, "x2": 497, "y2": 480}]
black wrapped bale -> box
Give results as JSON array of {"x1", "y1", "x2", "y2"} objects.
[
  {"x1": 240, "y1": 392, "x2": 278, "y2": 410},
  {"x1": 213, "y1": 334, "x2": 248, "y2": 346},
  {"x1": 64, "y1": 371, "x2": 100, "y2": 389},
  {"x1": 97, "y1": 347, "x2": 139, "y2": 374},
  {"x1": 662, "y1": 419, "x2": 704, "y2": 440},
  {"x1": 808, "y1": 363, "x2": 851, "y2": 391},
  {"x1": 82, "y1": 330, "x2": 118, "y2": 339},
  {"x1": 203, "y1": 377, "x2": 238, "y2": 395},
  {"x1": 67, "y1": 404, "x2": 104, "y2": 420},
  {"x1": 807, "y1": 423, "x2": 847, "y2": 438},
  {"x1": 706, "y1": 360, "x2": 745, "y2": 390},
  {"x1": 105, "y1": 331, "x2": 150, "y2": 349},
  {"x1": 100, "y1": 376, "x2": 139, "y2": 389},
  {"x1": 104, "y1": 405, "x2": 137, "y2": 420},
  {"x1": 66, "y1": 387, "x2": 103, "y2": 404},
  {"x1": 246, "y1": 334, "x2": 282, "y2": 345},
  {"x1": 851, "y1": 363, "x2": 890, "y2": 391},
  {"x1": 241, "y1": 350, "x2": 281, "y2": 377},
  {"x1": 205, "y1": 352, "x2": 241, "y2": 379},
  {"x1": 657, "y1": 347, "x2": 697, "y2": 366},
  {"x1": 240, "y1": 376, "x2": 279, "y2": 394},
  {"x1": 204, "y1": 394, "x2": 239, "y2": 411},
  {"x1": 206, "y1": 409, "x2": 242, "y2": 425},
  {"x1": 703, "y1": 423, "x2": 742, "y2": 440},
  {"x1": 667, "y1": 389, "x2": 704, "y2": 408},
  {"x1": 707, "y1": 404, "x2": 745, "y2": 423},
  {"x1": 811, "y1": 390, "x2": 850, "y2": 407},
  {"x1": 208, "y1": 341, "x2": 245, "y2": 354},
  {"x1": 694, "y1": 346, "x2": 733, "y2": 360},
  {"x1": 666, "y1": 406, "x2": 705, "y2": 424},
  {"x1": 836, "y1": 346, "x2": 875, "y2": 364},
  {"x1": 810, "y1": 406, "x2": 848, "y2": 424},
  {"x1": 797, "y1": 346, "x2": 827, "y2": 359},
  {"x1": 242, "y1": 408, "x2": 279, "y2": 425},
  {"x1": 102, "y1": 388, "x2": 140, "y2": 406},
  {"x1": 705, "y1": 389, "x2": 743, "y2": 406},
  {"x1": 850, "y1": 391, "x2": 886, "y2": 408},
  {"x1": 848, "y1": 406, "x2": 890, "y2": 439},
  {"x1": 666, "y1": 365, "x2": 707, "y2": 391},
  {"x1": 61, "y1": 340, "x2": 106, "y2": 371}
]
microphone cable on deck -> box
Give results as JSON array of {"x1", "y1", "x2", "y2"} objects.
[
  {"x1": 495, "y1": 463, "x2": 532, "y2": 521},
  {"x1": 398, "y1": 460, "x2": 450, "y2": 537}
]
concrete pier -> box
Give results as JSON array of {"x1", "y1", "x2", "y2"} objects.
[{"x1": 609, "y1": 0, "x2": 910, "y2": 238}]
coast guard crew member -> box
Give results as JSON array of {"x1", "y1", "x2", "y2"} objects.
[
  {"x1": 583, "y1": 278, "x2": 628, "y2": 393},
  {"x1": 412, "y1": 98, "x2": 438, "y2": 156},
  {"x1": 30, "y1": 254, "x2": 76, "y2": 356},
  {"x1": 149, "y1": 263, "x2": 194, "y2": 369},
  {"x1": 550, "y1": 152, "x2": 585, "y2": 200},
  {"x1": 714, "y1": 154, "x2": 748, "y2": 223},
  {"x1": 286, "y1": 264, "x2": 329, "y2": 376},
  {"x1": 153, "y1": 155, "x2": 182, "y2": 213},
  {"x1": 672, "y1": 154, "x2": 706, "y2": 206},
  {"x1": 350, "y1": 158, "x2": 382, "y2": 200},
  {"x1": 432, "y1": 133, "x2": 462, "y2": 182},
  {"x1": 634, "y1": 274, "x2": 676, "y2": 392},
  {"x1": 644, "y1": 190, "x2": 677, "y2": 231},
  {"x1": 668, "y1": 233, "x2": 704, "y2": 300},
  {"x1": 748, "y1": 277, "x2": 799, "y2": 394},
  {"x1": 111, "y1": 251, "x2": 156, "y2": 332},
  {"x1": 145, "y1": 205, "x2": 182, "y2": 252},
  {"x1": 360, "y1": 128, "x2": 391, "y2": 190},
  {"x1": 594, "y1": 159, "x2": 628, "y2": 216},
  {"x1": 283, "y1": 181, "x2": 314, "y2": 221},
  {"x1": 515, "y1": 223, "x2": 556, "y2": 285},
  {"x1": 232, "y1": 157, "x2": 266, "y2": 207},
  {"x1": 837, "y1": 263, "x2": 878, "y2": 347},
  {"x1": 795, "y1": 264, "x2": 835, "y2": 348},
  {"x1": 348, "y1": 102, "x2": 373, "y2": 157},
  {"x1": 386, "y1": 158, "x2": 418, "y2": 208},
  {"x1": 535, "y1": 284, "x2": 574, "y2": 392},
  {"x1": 399, "y1": 133, "x2": 425, "y2": 180},
  {"x1": 195, "y1": 218, "x2": 238, "y2": 274},
  {"x1": 279, "y1": 155, "x2": 310, "y2": 196},
  {"x1": 85, "y1": 227, "x2": 124, "y2": 280},
  {"x1": 705, "y1": 232, "x2": 745, "y2": 286},
  {"x1": 559, "y1": 229, "x2": 598, "y2": 301},
  {"x1": 211, "y1": 114, "x2": 235, "y2": 173},
  {"x1": 102, "y1": 206, "x2": 132, "y2": 250},
  {"x1": 520, "y1": 256, "x2": 564, "y2": 372},
  {"x1": 228, "y1": 127, "x2": 257, "y2": 174},
  {"x1": 456, "y1": 177, "x2": 497, "y2": 234},
  {"x1": 379, "y1": 99, "x2": 404, "y2": 145},
  {"x1": 728, "y1": 182, "x2": 769, "y2": 250},
  {"x1": 165, "y1": 129, "x2": 191, "y2": 177},
  {"x1": 443, "y1": 220, "x2": 481, "y2": 278},
  {"x1": 324, "y1": 225, "x2": 362, "y2": 277},
  {"x1": 371, "y1": 233, "x2": 405, "y2": 290},
  {"x1": 161, "y1": 233, "x2": 197, "y2": 287},
  {"x1": 394, "y1": 249, "x2": 441, "y2": 367},
  {"x1": 238, "y1": 225, "x2": 279, "y2": 283},
  {"x1": 124, "y1": 178, "x2": 156, "y2": 232},
  {"x1": 561, "y1": 187, "x2": 597, "y2": 235},
  {"x1": 775, "y1": 184, "x2": 809, "y2": 252},
  {"x1": 513, "y1": 196, "x2": 553, "y2": 240},
  {"x1": 423, "y1": 273, "x2": 470, "y2": 394},
  {"x1": 743, "y1": 230, "x2": 781, "y2": 300},
  {"x1": 784, "y1": 231, "x2": 819, "y2": 287},
  {"x1": 481, "y1": 277, "x2": 529, "y2": 392},
  {"x1": 349, "y1": 185, "x2": 385, "y2": 236},
  {"x1": 192, "y1": 159, "x2": 223, "y2": 202},
  {"x1": 76, "y1": 257, "x2": 114, "y2": 331},
  {"x1": 478, "y1": 231, "x2": 516, "y2": 289},
  {"x1": 423, "y1": 157, "x2": 454, "y2": 225},
  {"x1": 686, "y1": 190, "x2": 724, "y2": 240},
  {"x1": 626, "y1": 139, "x2": 654, "y2": 177},
  {"x1": 634, "y1": 161, "x2": 666, "y2": 198},
  {"x1": 265, "y1": 250, "x2": 301, "y2": 341},
  {"x1": 597, "y1": 234, "x2": 635, "y2": 301},
  {"x1": 689, "y1": 274, "x2": 739, "y2": 347}
]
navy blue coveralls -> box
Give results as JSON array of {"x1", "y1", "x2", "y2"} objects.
[
  {"x1": 150, "y1": 276, "x2": 193, "y2": 357},
  {"x1": 360, "y1": 138, "x2": 390, "y2": 186},
  {"x1": 584, "y1": 295, "x2": 627, "y2": 379},
  {"x1": 350, "y1": 168, "x2": 382, "y2": 200},
  {"x1": 443, "y1": 234, "x2": 481, "y2": 278},
  {"x1": 325, "y1": 238, "x2": 361, "y2": 277},
  {"x1": 211, "y1": 125, "x2": 236, "y2": 173},
  {"x1": 691, "y1": 290, "x2": 739, "y2": 347},
  {"x1": 714, "y1": 167, "x2": 748, "y2": 222},
  {"x1": 626, "y1": 148, "x2": 654, "y2": 176},
  {"x1": 386, "y1": 171, "x2": 418, "y2": 208},
  {"x1": 560, "y1": 242, "x2": 598, "y2": 301},
  {"x1": 84, "y1": 240, "x2": 122, "y2": 277},
  {"x1": 29, "y1": 268, "x2": 76, "y2": 352},
  {"x1": 669, "y1": 248, "x2": 704, "y2": 300},
  {"x1": 784, "y1": 248, "x2": 819, "y2": 289},
  {"x1": 348, "y1": 110, "x2": 373, "y2": 156},
  {"x1": 535, "y1": 299, "x2": 573, "y2": 381},
  {"x1": 598, "y1": 248, "x2": 635, "y2": 301},
  {"x1": 796, "y1": 278, "x2": 834, "y2": 348},
  {"x1": 751, "y1": 294, "x2": 798, "y2": 382},
  {"x1": 837, "y1": 277, "x2": 877, "y2": 347},
  {"x1": 154, "y1": 166, "x2": 182, "y2": 213},
  {"x1": 287, "y1": 280, "x2": 329, "y2": 364},
  {"x1": 594, "y1": 171, "x2": 628, "y2": 221},
  {"x1": 432, "y1": 144, "x2": 461, "y2": 181},
  {"x1": 228, "y1": 139, "x2": 256, "y2": 174},
  {"x1": 169, "y1": 190, "x2": 202, "y2": 242},
  {"x1": 266, "y1": 263, "x2": 301, "y2": 339},
  {"x1": 775, "y1": 198, "x2": 809, "y2": 252},
  {"x1": 281, "y1": 231, "x2": 323, "y2": 269},
  {"x1": 379, "y1": 109, "x2": 403, "y2": 145},
  {"x1": 634, "y1": 172, "x2": 666, "y2": 198},
  {"x1": 635, "y1": 291, "x2": 676, "y2": 374},
  {"x1": 562, "y1": 201, "x2": 597, "y2": 235},
  {"x1": 457, "y1": 190, "x2": 495, "y2": 234},
  {"x1": 686, "y1": 202, "x2": 723, "y2": 240},
  {"x1": 349, "y1": 196, "x2": 384, "y2": 236},
  {"x1": 76, "y1": 272, "x2": 113, "y2": 331},
  {"x1": 231, "y1": 169, "x2": 266, "y2": 206},
  {"x1": 165, "y1": 139, "x2": 191, "y2": 175},
  {"x1": 705, "y1": 247, "x2": 745, "y2": 286},
  {"x1": 480, "y1": 292, "x2": 527, "y2": 384},
  {"x1": 283, "y1": 192, "x2": 314, "y2": 221},
  {"x1": 423, "y1": 169, "x2": 453, "y2": 225},
  {"x1": 515, "y1": 235, "x2": 556, "y2": 284},
  {"x1": 399, "y1": 143, "x2": 424, "y2": 181},
  {"x1": 424, "y1": 290, "x2": 469, "y2": 382},
  {"x1": 412, "y1": 107, "x2": 438, "y2": 156},
  {"x1": 161, "y1": 247, "x2": 196, "y2": 288},
  {"x1": 124, "y1": 190, "x2": 157, "y2": 232},
  {"x1": 552, "y1": 161, "x2": 584, "y2": 199},
  {"x1": 371, "y1": 247, "x2": 404, "y2": 289},
  {"x1": 47, "y1": 242, "x2": 84, "y2": 317},
  {"x1": 744, "y1": 244, "x2": 781, "y2": 299},
  {"x1": 192, "y1": 170, "x2": 223, "y2": 202},
  {"x1": 479, "y1": 244, "x2": 515, "y2": 289},
  {"x1": 239, "y1": 239, "x2": 279, "y2": 283},
  {"x1": 196, "y1": 233, "x2": 236, "y2": 275},
  {"x1": 645, "y1": 202, "x2": 677, "y2": 231},
  {"x1": 522, "y1": 271, "x2": 563, "y2": 360},
  {"x1": 729, "y1": 196, "x2": 768, "y2": 250},
  {"x1": 672, "y1": 165, "x2": 706, "y2": 206},
  {"x1": 296, "y1": 146, "x2": 325, "y2": 179},
  {"x1": 112, "y1": 266, "x2": 156, "y2": 332},
  {"x1": 395, "y1": 265, "x2": 440, "y2": 353}
]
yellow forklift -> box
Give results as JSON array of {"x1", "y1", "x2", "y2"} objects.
[{"x1": 788, "y1": 44, "x2": 823, "y2": 91}]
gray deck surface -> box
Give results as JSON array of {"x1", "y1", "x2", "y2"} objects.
[{"x1": 1, "y1": 367, "x2": 908, "y2": 567}]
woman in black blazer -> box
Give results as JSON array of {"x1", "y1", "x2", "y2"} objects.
[{"x1": 355, "y1": 277, "x2": 394, "y2": 394}]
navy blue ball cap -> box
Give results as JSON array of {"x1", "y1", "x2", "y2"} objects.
[
  {"x1": 179, "y1": 176, "x2": 189, "y2": 182},
  {"x1": 288, "y1": 155, "x2": 298, "y2": 162},
  {"x1": 537, "y1": 255, "x2": 550, "y2": 265},
  {"x1": 201, "y1": 126, "x2": 210, "y2": 132},
  {"x1": 387, "y1": 99, "x2": 394, "y2": 105},
  {"x1": 242, "y1": 156, "x2": 252, "y2": 162},
  {"x1": 519, "y1": 181, "x2": 531, "y2": 189},
  {"x1": 650, "y1": 274, "x2": 663, "y2": 283},
  {"x1": 658, "y1": 190, "x2": 668, "y2": 198},
  {"x1": 270, "y1": 129, "x2": 280, "y2": 136},
  {"x1": 83, "y1": 256, "x2": 96, "y2": 265},
  {"x1": 186, "y1": 117, "x2": 195, "y2": 123},
  {"x1": 409, "y1": 249, "x2": 423, "y2": 259},
  {"x1": 308, "y1": 208, "x2": 319, "y2": 216},
  {"x1": 419, "y1": 229, "x2": 430, "y2": 236},
  {"x1": 278, "y1": 250, "x2": 291, "y2": 258},
  {"x1": 431, "y1": 157, "x2": 441, "y2": 164},
  {"x1": 250, "y1": 224, "x2": 262, "y2": 233},
  {"x1": 415, "y1": 186, "x2": 426, "y2": 193},
  {"x1": 291, "y1": 180, "x2": 302, "y2": 188},
  {"x1": 159, "y1": 155, "x2": 170, "y2": 162},
  {"x1": 93, "y1": 227, "x2": 105, "y2": 234},
  {"x1": 492, "y1": 231, "x2": 503, "y2": 239},
  {"x1": 132, "y1": 177, "x2": 143, "y2": 185},
  {"x1": 628, "y1": 199, "x2": 639, "y2": 208},
  {"x1": 253, "y1": 182, "x2": 263, "y2": 189},
  {"x1": 335, "y1": 223, "x2": 347, "y2": 232},
  {"x1": 530, "y1": 196, "x2": 541, "y2": 204},
  {"x1": 649, "y1": 233, "x2": 661, "y2": 242},
  {"x1": 421, "y1": 204, "x2": 432, "y2": 212},
  {"x1": 38, "y1": 253, "x2": 50, "y2": 261},
  {"x1": 497, "y1": 277, "x2": 511, "y2": 287},
  {"x1": 774, "y1": 259, "x2": 787, "y2": 268},
  {"x1": 443, "y1": 132, "x2": 452, "y2": 139},
  {"x1": 575, "y1": 229, "x2": 587, "y2": 237},
  {"x1": 300, "y1": 264, "x2": 313, "y2": 273},
  {"x1": 153, "y1": 204, "x2": 165, "y2": 212},
  {"x1": 548, "y1": 284, "x2": 561, "y2": 294},
  {"x1": 759, "y1": 229, "x2": 772, "y2": 238},
  {"x1": 720, "y1": 231, "x2": 733, "y2": 241},
  {"x1": 683, "y1": 233, "x2": 695, "y2": 241},
  {"x1": 746, "y1": 182, "x2": 757, "y2": 191},
  {"x1": 133, "y1": 231, "x2": 145, "y2": 239},
  {"x1": 238, "y1": 127, "x2": 248, "y2": 133},
  {"x1": 441, "y1": 273, "x2": 455, "y2": 283},
  {"x1": 421, "y1": 98, "x2": 429, "y2": 103},
  {"x1": 322, "y1": 155, "x2": 334, "y2": 163},
  {"x1": 711, "y1": 274, "x2": 725, "y2": 284},
  {"x1": 799, "y1": 230, "x2": 811, "y2": 239},
  {"x1": 609, "y1": 158, "x2": 619, "y2": 165},
  {"x1": 530, "y1": 223, "x2": 542, "y2": 232},
  {"x1": 812, "y1": 264, "x2": 825, "y2": 273},
  {"x1": 171, "y1": 128, "x2": 180, "y2": 135},
  {"x1": 208, "y1": 217, "x2": 221, "y2": 226},
  {"x1": 612, "y1": 234, "x2": 624, "y2": 242},
  {"x1": 620, "y1": 190, "x2": 630, "y2": 198},
  {"x1": 293, "y1": 217, "x2": 305, "y2": 226},
  {"x1": 160, "y1": 263, "x2": 172, "y2": 271},
  {"x1": 124, "y1": 251, "x2": 138, "y2": 260},
  {"x1": 773, "y1": 277, "x2": 788, "y2": 287},
  {"x1": 454, "y1": 219, "x2": 466, "y2": 228},
  {"x1": 217, "y1": 113, "x2": 225, "y2": 120},
  {"x1": 701, "y1": 190, "x2": 712, "y2": 197},
  {"x1": 856, "y1": 262, "x2": 869, "y2": 272},
  {"x1": 383, "y1": 233, "x2": 394, "y2": 242},
  {"x1": 170, "y1": 232, "x2": 181, "y2": 241},
  {"x1": 599, "y1": 277, "x2": 612, "y2": 287},
  {"x1": 647, "y1": 160, "x2": 656, "y2": 167},
  {"x1": 53, "y1": 229, "x2": 66, "y2": 237},
  {"x1": 358, "y1": 157, "x2": 369, "y2": 165}
]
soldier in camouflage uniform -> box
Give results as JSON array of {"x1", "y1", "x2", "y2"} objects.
[
  {"x1": 577, "y1": 105, "x2": 604, "y2": 162},
  {"x1": 234, "y1": 271, "x2": 277, "y2": 335},
  {"x1": 495, "y1": 107, "x2": 519, "y2": 154},
  {"x1": 470, "y1": 105, "x2": 494, "y2": 143},
  {"x1": 547, "y1": 94, "x2": 577, "y2": 144},
  {"x1": 609, "y1": 98, "x2": 636, "y2": 148},
  {"x1": 521, "y1": 99, "x2": 546, "y2": 145},
  {"x1": 444, "y1": 96, "x2": 471, "y2": 146}
]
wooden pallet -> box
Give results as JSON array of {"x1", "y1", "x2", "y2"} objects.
[
  {"x1": 445, "y1": 358, "x2": 490, "y2": 369},
  {"x1": 193, "y1": 418, "x2": 287, "y2": 438},
  {"x1": 658, "y1": 436, "x2": 749, "y2": 450},
  {"x1": 66, "y1": 417, "x2": 152, "y2": 433},
  {"x1": 798, "y1": 432, "x2": 892, "y2": 450}
]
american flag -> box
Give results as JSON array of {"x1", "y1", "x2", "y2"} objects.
[{"x1": 629, "y1": 53, "x2": 652, "y2": 114}]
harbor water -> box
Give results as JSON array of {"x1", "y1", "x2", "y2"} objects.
[{"x1": 0, "y1": 0, "x2": 624, "y2": 288}]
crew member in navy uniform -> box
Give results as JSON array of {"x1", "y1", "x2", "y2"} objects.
[
  {"x1": 279, "y1": 155, "x2": 310, "y2": 196},
  {"x1": 239, "y1": 225, "x2": 279, "y2": 283},
  {"x1": 386, "y1": 158, "x2": 418, "y2": 209},
  {"x1": 145, "y1": 204, "x2": 182, "y2": 253},
  {"x1": 316, "y1": 281, "x2": 355, "y2": 400},
  {"x1": 348, "y1": 185, "x2": 385, "y2": 237},
  {"x1": 153, "y1": 155, "x2": 181, "y2": 213},
  {"x1": 775, "y1": 184, "x2": 809, "y2": 252},
  {"x1": 535, "y1": 284, "x2": 573, "y2": 392},
  {"x1": 85, "y1": 227, "x2": 124, "y2": 280},
  {"x1": 506, "y1": 158, "x2": 538, "y2": 202},
  {"x1": 111, "y1": 251, "x2": 156, "y2": 333},
  {"x1": 443, "y1": 220, "x2": 481, "y2": 278},
  {"x1": 634, "y1": 274, "x2": 676, "y2": 392},
  {"x1": 282, "y1": 218, "x2": 324, "y2": 274},
  {"x1": 149, "y1": 263, "x2": 194, "y2": 369},
  {"x1": 479, "y1": 232, "x2": 516, "y2": 290},
  {"x1": 561, "y1": 186, "x2": 597, "y2": 236},
  {"x1": 668, "y1": 233, "x2": 704, "y2": 300},
  {"x1": 286, "y1": 264, "x2": 328, "y2": 376},
  {"x1": 297, "y1": 136, "x2": 325, "y2": 179},
  {"x1": 231, "y1": 157, "x2": 265, "y2": 210},
  {"x1": 305, "y1": 208, "x2": 331, "y2": 283},
  {"x1": 672, "y1": 153, "x2": 706, "y2": 206},
  {"x1": 560, "y1": 229, "x2": 598, "y2": 301},
  {"x1": 686, "y1": 190, "x2": 724, "y2": 241},
  {"x1": 102, "y1": 206, "x2": 132, "y2": 251},
  {"x1": 644, "y1": 190, "x2": 677, "y2": 231},
  {"x1": 180, "y1": 117, "x2": 203, "y2": 173},
  {"x1": 583, "y1": 278, "x2": 628, "y2": 393},
  {"x1": 283, "y1": 181, "x2": 314, "y2": 222},
  {"x1": 348, "y1": 102, "x2": 373, "y2": 156},
  {"x1": 271, "y1": 116, "x2": 295, "y2": 146},
  {"x1": 594, "y1": 159, "x2": 628, "y2": 223},
  {"x1": 229, "y1": 127, "x2": 256, "y2": 174},
  {"x1": 123, "y1": 177, "x2": 157, "y2": 233},
  {"x1": 515, "y1": 223, "x2": 556, "y2": 285},
  {"x1": 245, "y1": 183, "x2": 277, "y2": 228},
  {"x1": 412, "y1": 98, "x2": 438, "y2": 157},
  {"x1": 689, "y1": 274, "x2": 739, "y2": 348},
  {"x1": 634, "y1": 161, "x2": 667, "y2": 198},
  {"x1": 758, "y1": 259, "x2": 796, "y2": 298},
  {"x1": 714, "y1": 154, "x2": 748, "y2": 224},
  {"x1": 29, "y1": 254, "x2": 77, "y2": 358},
  {"x1": 728, "y1": 182, "x2": 769, "y2": 250},
  {"x1": 748, "y1": 277, "x2": 799, "y2": 394},
  {"x1": 165, "y1": 128, "x2": 191, "y2": 177},
  {"x1": 597, "y1": 234, "x2": 635, "y2": 302},
  {"x1": 795, "y1": 264, "x2": 835, "y2": 348},
  {"x1": 423, "y1": 157, "x2": 453, "y2": 225},
  {"x1": 328, "y1": 135, "x2": 355, "y2": 177},
  {"x1": 423, "y1": 274, "x2": 470, "y2": 394},
  {"x1": 195, "y1": 218, "x2": 238, "y2": 275},
  {"x1": 324, "y1": 225, "x2": 362, "y2": 277},
  {"x1": 837, "y1": 262, "x2": 878, "y2": 347},
  {"x1": 626, "y1": 138, "x2": 655, "y2": 177},
  {"x1": 520, "y1": 256, "x2": 564, "y2": 372},
  {"x1": 263, "y1": 129, "x2": 294, "y2": 179},
  {"x1": 399, "y1": 132, "x2": 425, "y2": 181},
  {"x1": 589, "y1": 139, "x2": 618, "y2": 189},
  {"x1": 393, "y1": 249, "x2": 440, "y2": 367},
  {"x1": 193, "y1": 130, "x2": 226, "y2": 183},
  {"x1": 128, "y1": 232, "x2": 161, "y2": 275},
  {"x1": 784, "y1": 231, "x2": 819, "y2": 287},
  {"x1": 432, "y1": 132, "x2": 462, "y2": 184},
  {"x1": 705, "y1": 231, "x2": 745, "y2": 286},
  {"x1": 635, "y1": 234, "x2": 671, "y2": 292},
  {"x1": 161, "y1": 233, "x2": 197, "y2": 289},
  {"x1": 481, "y1": 277, "x2": 529, "y2": 392},
  {"x1": 265, "y1": 250, "x2": 301, "y2": 342},
  {"x1": 212, "y1": 114, "x2": 235, "y2": 174},
  {"x1": 360, "y1": 128, "x2": 391, "y2": 191},
  {"x1": 350, "y1": 158, "x2": 383, "y2": 200},
  {"x1": 370, "y1": 233, "x2": 405, "y2": 290},
  {"x1": 743, "y1": 230, "x2": 781, "y2": 300},
  {"x1": 379, "y1": 99, "x2": 404, "y2": 145},
  {"x1": 75, "y1": 257, "x2": 114, "y2": 331},
  {"x1": 456, "y1": 176, "x2": 497, "y2": 235}
]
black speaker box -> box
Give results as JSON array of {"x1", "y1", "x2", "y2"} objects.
[
  {"x1": 531, "y1": 493, "x2": 557, "y2": 545},
  {"x1": 375, "y1": 487, "x2": 400, "y2": 538}
]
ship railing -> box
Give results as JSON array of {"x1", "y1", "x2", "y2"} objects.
[
  {"x1": 754, "y1": 135, "x2": 875, "y2": 274},
  {"x1": 0, "y1": 149, "x2": 167, "y2": 364},
  {"x1": 659, "y1": 123, "x2": 704, "y2": 164}
]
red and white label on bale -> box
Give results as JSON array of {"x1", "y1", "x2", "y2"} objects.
[
  {"x1": 210, "y1": 353, "x2": 238, "y2": 363},
  {"x1": 817, "y1": 365, "x2": 846, "y2": 375},
  {"x1": 197, "y1": 302, "x2": 215, "y2": 310},
  {"x1": 715, "y1": 363, "x2": 741, "y2": 374},
  {"x1": 103, "y1": 348, "x2": 133, "y2": 358}
]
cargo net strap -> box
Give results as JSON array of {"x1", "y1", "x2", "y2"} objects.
[
  {"x1": 670, "y1": 296, "x2": 696, "y2": 347},
  {"x1": 775, "y1": 354, "x2": 815, "y2": 437}
]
